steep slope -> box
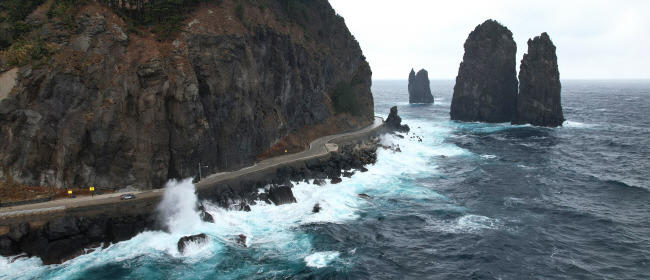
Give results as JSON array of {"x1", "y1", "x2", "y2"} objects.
[
  {"x1": 408, "y1": 68, "x2": 433, "y2": 104},
  {"x1": 512, "y1": 32, "x2": 564, "y2": 127},
  {"x1": 450, "y1": 19, "x2": 518, "y2": 123},
  {"x1": 0, "y1": 0, "x2": 373, "y2": 190}
]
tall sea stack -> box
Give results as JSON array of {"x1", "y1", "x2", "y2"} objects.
[
  {"x1": 512, "y1": 33, "x2": 564, "y2": 127},
  {"x1": 408, "y1": 69, "x2": 433, "y2": 104},
  {"x1": 450, "y1": 19, "x2": 518, "y2": 123}
]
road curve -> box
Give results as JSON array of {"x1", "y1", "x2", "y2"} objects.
[{"x1": 0, "y1": 117, "x2": 384, "y2": 216}]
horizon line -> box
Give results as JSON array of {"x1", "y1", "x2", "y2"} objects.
[{"x1": 372, "y1": 78, "x2": 650, "y2": 81}]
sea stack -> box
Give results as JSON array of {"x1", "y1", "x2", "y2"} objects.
[
  {"x1": 408, "y1": 69, "x2": 434, "y2": 104},
  {"x1": 512, "y1": 33, "x2": 564, "y2": 127},
  {"x1": 450, "y1": 19, "x2": 518, "y2": 123},
  {"x1": 385, "y1": 106, "x2": 410, "y2": 133}
]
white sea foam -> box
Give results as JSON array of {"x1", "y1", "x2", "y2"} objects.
[
  {"x1": 0, "y1": 115, "x2": 471, "y2": 278},
  {"x1": 562, "y1": 121, "x2": 595, "y2": 128},
  {"x1": 480, "y1": 154, "x2": 497, "y2": 159},
  {"x1": 304, "y1": 251, "x2": 340, "y2": 268},
  {"x1": 155, "y1": 178, "x2": 203, "y2": 234},
  {"x1": 426, "y1": 214, "x2": 503, "y2": 234}
]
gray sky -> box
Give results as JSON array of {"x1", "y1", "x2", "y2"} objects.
[{"x1": 329, "y1": 0, "x2": 650, "y2": 80}]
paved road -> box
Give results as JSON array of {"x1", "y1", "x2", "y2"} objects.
[
  {"x1": 0, "y1": 117, "x2": 384, "y2": 218},
  {"x1": 196, "y1": 116, "x2": 384, "y2": 189}
]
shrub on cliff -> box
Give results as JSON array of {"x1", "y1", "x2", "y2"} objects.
[
  {"x1": 0, "y1": 39, "x2": 57, "y2": 67},
  {"x1": 0, "y1": 0, "x2": 46, "y2": 50}
]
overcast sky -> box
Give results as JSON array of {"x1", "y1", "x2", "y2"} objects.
[{"x1": 329, "y1": 0, "x2": 650, "y2": 80}]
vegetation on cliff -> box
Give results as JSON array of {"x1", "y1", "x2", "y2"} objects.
[{"x1": 0, "y1": 0, "x2": 373, "y2": 190}]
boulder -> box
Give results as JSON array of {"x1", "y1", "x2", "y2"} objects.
[
  {"x1": 313, "y1": 179, "x2": 327, "y2": 186},
  {"x1": 312, "y1": 203, "x2": 322, "y2": 213},
  {"x1": 267, "y1": 185, "x2": 297, "y2": 205},
  {"x1": 198, "y1": 204, "x2": 215, "y2": 223},
  {"x1": 330, "y1": 178, "x2": 342, "y2": 184},
  {"x1": 408, "y1": 69, "x2": 434, "y2": 103},
  {"x1": 177, "y1": 233, "x2": 209, "y2": 254},
  {"x1": 450, "y1": 19, "x2": 518, "y2": 123},
  {"x1": 512, "y1": 32, "x2": 564, "y2": 127},
  {"x1": 235, "y1": 234, "x2": 247, "y2": 247}
]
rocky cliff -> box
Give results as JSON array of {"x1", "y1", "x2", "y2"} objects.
[
  {"x1": 0, "y1": 0, "x2": 373, "y2": 190},
  {"x1": 512, "y1": 32, "x2": 564, "y2": 127},
  {"x1": 450, "y1": 19, "x2": 518, "y2": 123},
  {"x1": 408, "y1": 68, "x2": 433, "y2": 104}
]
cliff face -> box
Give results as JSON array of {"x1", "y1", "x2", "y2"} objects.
[
  {"x1": 408, "y1": 68, "x2": 433, "y2": 104},
  {"x1": 0, "y1": 0, "x2": 373, "y2": 189},
  {"x1": 450, "y1": 19, "x2": 518, "y2": 123},
  {"x1": 512, "y1": 33, "x2": 564, "y2": 127}
]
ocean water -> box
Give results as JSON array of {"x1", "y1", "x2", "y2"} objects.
[{"x1": 2, "y1": 80, "x2": 650, "y2": 279}]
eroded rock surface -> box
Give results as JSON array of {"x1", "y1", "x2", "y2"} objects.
[
  {"x1": 408, "y1": 69, "x2": 433, "y2": 104},
  {"x1": 450, "y1": 19, "x2": 518, "y2": 123},
  {"x1": 385, "y1": 106, "x2": 410, "y2": 133},
  {"x1": 177, "y1": 233, "x2": 209, "y2": 254},
  {"x1": 512, "y1": 32, "x2": 564, "y2": 127},
  {"x1": 0, "y1": 1, "x2": 373, "y2": 190}
]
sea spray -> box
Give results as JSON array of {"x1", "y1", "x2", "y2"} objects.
[{"x1": 155, "y1": 178, "x2": 203, "y2": 234}]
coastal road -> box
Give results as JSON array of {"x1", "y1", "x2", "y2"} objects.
[{"x1": 0, "y1": 117, "x2": 384, "y2": 218}]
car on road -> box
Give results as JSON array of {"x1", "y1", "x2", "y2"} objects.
[{"x1": 120, "y1": 194, "x2": 135, "y2": 200}]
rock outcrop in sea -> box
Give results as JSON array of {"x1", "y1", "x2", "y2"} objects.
[
  {"x1": 450, "y1": 19, "x2": 518, "y2": 123},
  {"x1": 512, "y1": 33, "x2": 564, "y2": 127},
  {"x1": 177, "y1": 233, "x2": 209, "y2": 254},
  {"x1": 0, "y1": 0, "x2": 374, "y2": 190},
  {"x1": 385, "y1": 106, "x2": 410, "y2": 133},
  {"x1": 408, "y1": 69, "x2": 433, "y2": 104}
]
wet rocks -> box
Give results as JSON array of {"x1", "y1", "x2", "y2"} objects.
[
  {"x1": 358, "y1": 193, "x2": 371, "y2": 199},
  {"x1": 177, "y1": 233, "x2": 209, "y2": 254},
  {"x1": 330, "y1": 178, "x2": 343, "y2": 184},
  {"x1": 312, "y1": 203, "x2": 322, "y2": 213},
  {"x1": 266, "y1": 185, "x2": 297, "y2": 206},
  {"x1": 408, "y1": 69, "x2": 434, "y2": 104},
  {"x1": 235, "y1": 234, "x2": 247, "y2": 247},
  {"x1": 313, "y1": 179, "x2": 326, "y2": 186},
  {"x1": 385, "y1": 106, "x2": 410, "y2": 133},
  {"x1": 1, "y1": 214, "x2": 149, "y2": 264},
  {"x1": 198, "y1": 204, "x2": 215, "y2": 223},
  {"x1": 512, "y1": 32, "x2": 564, "y2": 127},
  {"x1": 450, "y1": 19, "x2": 518, "y2": 123}
]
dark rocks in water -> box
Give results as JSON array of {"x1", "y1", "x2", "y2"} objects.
[
  {"x1": 267, "y1": 185, "x2": 297, "y2": 206},
  {"x1": 450, "y1": 19, "x2": 518, "y2": 123},
  {"x1": 235, "y1": 234, "x2": 247, "y2": 247},
  {"x1": 331, "y1": 177, "x2": 343, "y2": 184},
  {"x1": 385, "y1": 106, "x2": 410, "y2": 132},
  {"x1": 342, "y1": 171, "x2": 355, "y2": 178},
  {"x1": 408, "y1": 69, "x2": 434, "y2": 104},
  {"x1": 312, "y1": 203, "x2": 322, "y2": 213},
  {"x1": 0, "y1": 214, "x2": 148, "y2": 264},
  {"x1": 360, "y1": 167, "x2": 369, "y2": 173},
  {"x1": 512, "y1": 32, "x2": 564, "y2": 127},
  {"x1": 177, "y1": 233, "x2": 209, "y2": 254},
  {"x1": 358, "y1": 193, "x2": 371, "y2": 199},
  {"x1": 198, "y1": 204, "x2": 215, "y2": 223},
  {"x1": 313, "y1": 179, "x2": 327, "y2": 186}
]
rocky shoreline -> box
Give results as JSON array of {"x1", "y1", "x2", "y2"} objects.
[{"x1": 0, "y1": 122, "x2": 405, "y2": 265}]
